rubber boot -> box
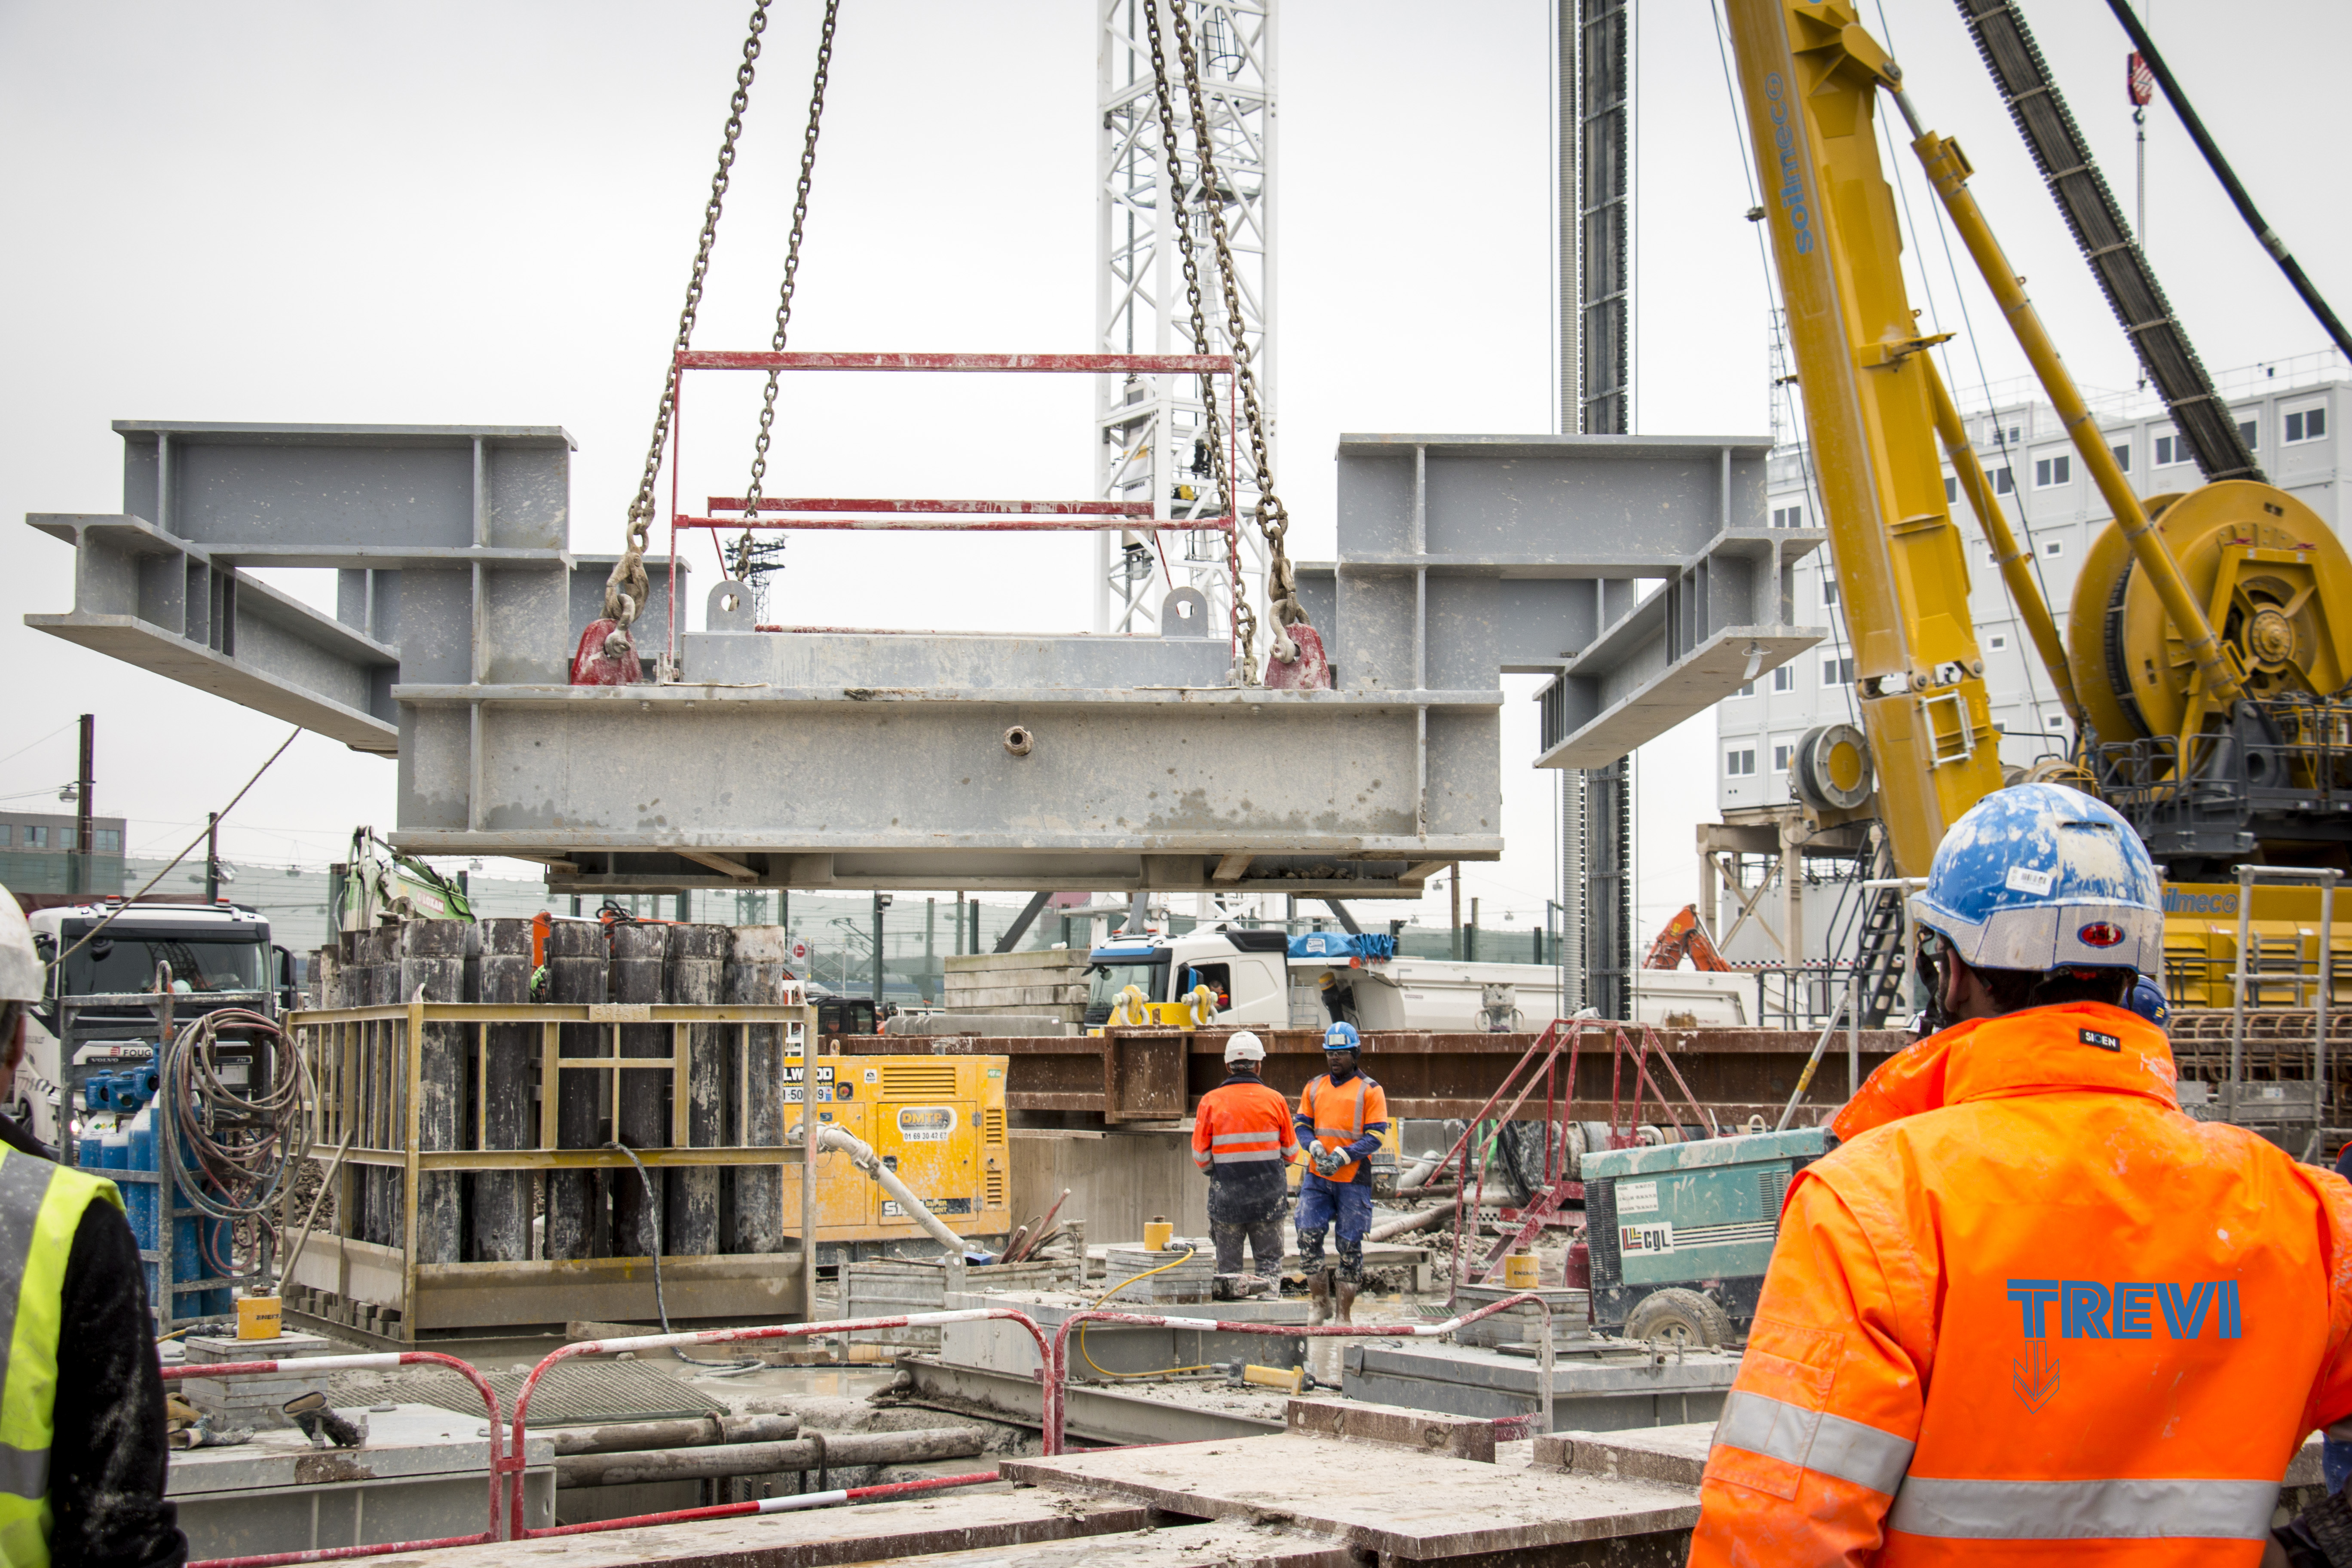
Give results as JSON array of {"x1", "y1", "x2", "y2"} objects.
[
  {"x1": 1308, "y1": 1269, "x2": 1331, "y2": 1327},
  {"x1": 1335, "y1": 1280, "x2": 1360, "y2": 1326}
]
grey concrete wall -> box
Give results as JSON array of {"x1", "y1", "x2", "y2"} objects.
[{"x1": 1009, "y1": 1129, "x2": 1209, "y2": 1245}]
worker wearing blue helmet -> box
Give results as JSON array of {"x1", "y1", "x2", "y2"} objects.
[{"x1": 1292, "y1": 1021, "x2": 1387, "y2": 1325}]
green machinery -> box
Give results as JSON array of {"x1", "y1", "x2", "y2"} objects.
[{"x1": 1581, "y1": 1128, "x2": 1829, "y2": 1346}]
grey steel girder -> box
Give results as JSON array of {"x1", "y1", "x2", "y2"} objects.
[
  {"x1": 27, "y1": 423, "x2": 1819, "y2": 896},
  {"x1": 1306, "y1": 434, "x2": 1825, "y2": 769}
]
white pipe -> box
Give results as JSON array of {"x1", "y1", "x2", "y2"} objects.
[
  {"x1": 791, "y1": 1124, "x2": 974, "y2": 1258},
  {"x1": 1395, "y1": 1152, "x2": 1445, "y2": 1193}
]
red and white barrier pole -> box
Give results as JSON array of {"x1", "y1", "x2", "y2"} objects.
[{"x1": 164, "y1": 1351, "x2": 505, "y2": 1568}]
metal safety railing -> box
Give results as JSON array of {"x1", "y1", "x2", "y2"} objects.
[
  {"x1": 172, "y1": 1295, "x2": 1567, "y2": 1564},
  {"x1": 501, "y1": 1308, "x2": 1058, "y2": 1540},
  {"x1": 163, "y1": 1351, "x2": 504, "y2": 1568}
]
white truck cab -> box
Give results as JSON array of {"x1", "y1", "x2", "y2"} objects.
[
  {"x1": 1081, "y1": 926, "x2": 1569, "y2": 1033},
  {"x1": 22, "y1": 901, "x2": 286, "y2": 1147},
  {"x1": 1080, "y1": 926, "x2": 1752, "y2": 1033}
]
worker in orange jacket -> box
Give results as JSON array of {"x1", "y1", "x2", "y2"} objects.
[
  {"x1": 1191, "y1": 1030, "x2": 1298, "y2": 1298},
  {"x1": 1295, "y1": 1022, "x2": 1388, "y2": 1325},
  {"x1": 1690, "y1": 783, "x2": 2352, "y2": 1566}
]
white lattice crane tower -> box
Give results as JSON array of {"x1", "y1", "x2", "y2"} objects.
[{"x1": 1093, "y1": 0, "x2": 1276, "y2": 639}]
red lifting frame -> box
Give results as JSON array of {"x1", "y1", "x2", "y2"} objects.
[{"x1": 663, "y1": 350, "x2": 1240, "y2": 662}]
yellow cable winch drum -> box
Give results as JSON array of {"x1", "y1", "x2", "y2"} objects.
[
  {"x1": 2069, "y1": 481, "x2": 2352, "y2": 753},
  {"x1": 1503, "y1": 1252, "x2": 1542, "y2": 1289}
]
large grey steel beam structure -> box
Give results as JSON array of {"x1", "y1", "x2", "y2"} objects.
[{"x1": 28, "y1": 422, "x2": 1819, "y2": 895}]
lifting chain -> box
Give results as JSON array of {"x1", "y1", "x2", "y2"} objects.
[
  {"x1": 1139, "y1": 0, "x2": 1256, "y2": 679},
  {"x1": 1151, "y1": 0, "x2": 1302, "y2": 678},
  {"x1": 605, "y1": 3, "x2": 774, "y2": 657},
  {"x1": 736, "y1": 0, "x2": 841, "y2": 582}
]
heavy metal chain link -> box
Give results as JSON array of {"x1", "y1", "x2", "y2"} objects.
[
  {"x1": 1142, "y1": 0, "x2": 1259, "y2": 683},
  {"x1": 1162, "y1": 0, "x2": 1301, "y2": 668},
  {"x1": 736, "y1": 0, "x2": 841, "y2": 581},
  {"x1": 605, "y1": 3, "x2": 773, "y2": 648}
]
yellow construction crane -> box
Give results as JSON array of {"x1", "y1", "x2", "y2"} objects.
[{"x1": 1720, "y1": 0, "x2": 2352, "y2": 902}]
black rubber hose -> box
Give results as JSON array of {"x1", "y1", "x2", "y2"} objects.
[{"x1": 2104, "y1": 0, "x2": 2352, "y2": 364}]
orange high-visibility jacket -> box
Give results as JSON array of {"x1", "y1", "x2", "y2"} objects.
[
  {"x1": 1690, "y1": 1001, "x2": 2352, "y2": 1566},
  {"x1": 1192, "y1": 1077, "x2": 1298, "y2": 1174},
  {"x1": 1297, "y1": 1074, "x2": 1387, "y2": 1185}
]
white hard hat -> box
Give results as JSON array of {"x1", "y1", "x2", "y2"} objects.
[
  {"x1": 0, "y1": 889, "x2": 38, "y2": 1003},
  {"x1": 1224, "y1": 1029, "x2": 1265, "y2": 1064}
]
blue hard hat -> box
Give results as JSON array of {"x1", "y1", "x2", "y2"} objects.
[
  {"x1": 1322, "y1": 1021, "x2": 1361, "y2": 1051},
  {"x1": 2127, "y1": 976, "x2": 2170, "y2": 1027},
  {"x1": 1909, "y1": 783, "x2": 2160, "y2": 976}
]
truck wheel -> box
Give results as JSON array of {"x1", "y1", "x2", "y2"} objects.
[{"x1": 1624, "y1": 1287, "x2": 1733, "y2": 1349}]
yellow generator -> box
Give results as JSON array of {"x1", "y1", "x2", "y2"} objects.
[{"x1": 783, "y1": 1054, "x2": 1012, "y2": 1264}]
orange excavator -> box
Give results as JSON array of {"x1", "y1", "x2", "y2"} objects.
[{"x1": 1644, "y1": 905, "x2": 1732, "y2": 973}]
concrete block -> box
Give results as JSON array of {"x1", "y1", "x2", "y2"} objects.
[
  {"x1": 1532, "y1": 1423, "x2": 1715, "y2": 1490},
  {"x1": 1283, "y1": 1397, "x2": 1496, "y2": 1462},
  {"x1": 184, "y1": 1330, "x2": 340, "y2": 1363}
]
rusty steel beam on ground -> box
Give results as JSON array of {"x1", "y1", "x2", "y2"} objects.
[{"x1": 838, "y1": 1027, "x2": 1908, "y2": 1124}]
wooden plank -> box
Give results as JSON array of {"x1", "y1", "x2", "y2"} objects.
[
  {"x1": 349, "y1": 1490, "x2": 1157, "y2": 1568},
  {"x1": 1002, "y1": 1433, "x2": 1700, "y2": 1559}
]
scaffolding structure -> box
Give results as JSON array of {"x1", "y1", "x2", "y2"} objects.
[{"x1": 1093, "y1": 0, "x2": 1276, "y2": 639}]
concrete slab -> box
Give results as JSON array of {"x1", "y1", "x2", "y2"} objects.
[
  {"x1": 820, "y1": 1519, "x2": 1354, "y2": 1568},
  {"x1": 355, "y1": 1488, "x2": 1158, "y2": 1568},
  {"x1": 1534, "y1": 1424, "x2": 1714, "y2": 1489},
  {"x1": 1343, "y1": 1340, "x2": 1738, "y2": 1432},
  {"x1": 1003, "y1": 1432, "x2": 1700, "y2": 1559},
  {"x1": 1283, "y1": 1397, "x2": 1498, "y2": 1463}
]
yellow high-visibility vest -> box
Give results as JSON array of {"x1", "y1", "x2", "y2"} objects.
[{"x1": 0, "y1": 1148, "x2": 125, "y2": 1568}]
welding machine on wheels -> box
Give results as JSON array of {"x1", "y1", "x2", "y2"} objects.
[{"x1": 1579, "y1": 1127, "x2": 1830, "y2": 1349}]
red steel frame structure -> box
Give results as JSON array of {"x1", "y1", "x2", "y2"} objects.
[{"x1": 662, "y1": 351, "x2": 1239, "y2": 663}]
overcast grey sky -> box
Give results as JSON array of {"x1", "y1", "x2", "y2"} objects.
[{"x1": 3, "y1": 0, "x2": 2345, "y2": 937}]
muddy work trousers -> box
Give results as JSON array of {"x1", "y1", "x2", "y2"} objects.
[
  {"x1": 1206, "y1": 1167, "x2": 1288, "y2": 1280},
  {"x1": 1294, "y1": 1175, "x2": 1372, "y2": 1284}
]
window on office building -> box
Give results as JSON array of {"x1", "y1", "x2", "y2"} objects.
[
  {"x1": 2034, "y1": 453, "x2": 2071, "y2": 488},
  {"x1": 1989, "y1": 633, "x2": 2009, "y2": 652},
  {"x1": 2155, "y1": 432, "x2": 2185, "y2": 466},
  {"x1": 1822, "y1": 577, "x2": 1840, "y2": 608},
  {"x1": 2110, "y1": 441, "x2": 2131, "y2": 472},
  {"x1": 94, "y1": 828, "x2": 120, "y2": 854},
  {"x1": 2286, "y1": 405, "x2": 2329, "y2": 444},
  {"x1": 1726, "y1": 748, "x2": 1756, "y2": 778},
  {"x1": 1734, "y1": 680, "x2": 1754, "y2": 698},
  {"x1": 1772, "y1": 665, "x2": 1795, "y2": 693},
  {"x1": 1992, "y1": 467, "x2": 2014, "y2": 495},
  {"x1": 1944, "y1": 475, "x2": 1959, "y2": 502},
  {"x1": 2048, "y1": 714, "x2": 2067, "y2": 731},
  {"x1": 1771, "y1": 504, "x2": 1806, "y2": 529},
  {"x1": 2043, "y1": 538, "x2": 2065, "y2": 558},
  {"x1": 0, "y1": 826, "x2": 11, "y2": 848},
  {"x1": 23, "y1": 827, "x2": 46, "y2": 849},
  {"x1": 1772, "y1": 738, "x2": 1796, "y2": 774},
  {"x1": 1822, "y1": 656, "x2": 1855, "y2": 687},
  {"x1": 2238, "y1": 418, "x2": 2260, "y2": 450}
]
